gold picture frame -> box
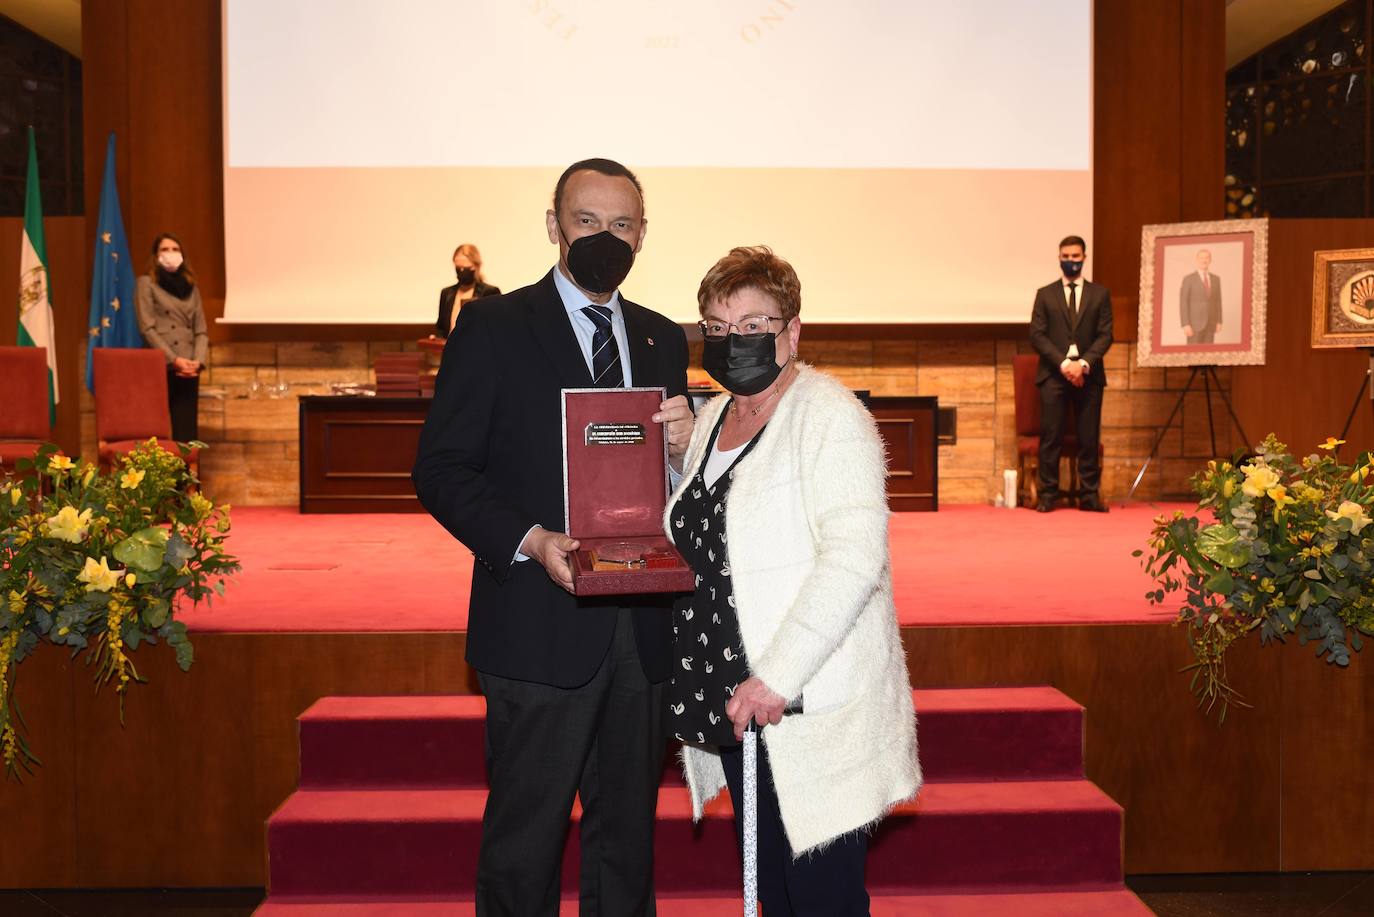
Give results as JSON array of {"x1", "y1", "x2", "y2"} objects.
[
  {"x1": 1311, "y1": 248, "x2": 1374, "y2": 349},
  {"x1": 1136, "y1": 218, "x2": 1268, "y2": 367}
]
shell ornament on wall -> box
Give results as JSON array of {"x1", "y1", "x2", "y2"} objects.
[{"x1": 1345, "y1": 273, "x2": 1374, "y2": 323}]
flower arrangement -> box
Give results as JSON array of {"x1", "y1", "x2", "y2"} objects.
[
  {"x1": 1, "y1": 440, "x2": 239, "y2": 779},
  {"x1": 1138, "y1": 435, "x2": 1374, "y2": 721}
]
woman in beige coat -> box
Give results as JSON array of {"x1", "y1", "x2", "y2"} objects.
[
  {"x1": 664, "y1": 246, "x2": 920, "y2": 916},
  {"x1": 134, "y1": 233, "x2": 208, "y2": 441}
]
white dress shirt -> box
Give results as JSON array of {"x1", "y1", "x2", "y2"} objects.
[
  {"x1": 1060, "y1": 275, "x2": 1090, "y2": 372},
  {"x1": 552, "y1": 264, "x2": 634, "y2": 386}
]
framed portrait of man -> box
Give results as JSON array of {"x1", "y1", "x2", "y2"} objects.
[
  {"x1": 1136, "y1": 218, "x2": 1268, "y2": 367},
  {"x1": 1312, "y1": 248, "x2": 1374, "y2": 348}
]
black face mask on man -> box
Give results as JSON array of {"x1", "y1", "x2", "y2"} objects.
[
  {"x1": 455, "y1": 266, "x2": 476, "y2": 286},
  {"x1": 1060, "y1": 258, "x2": 1084, "y2": 279},
  {"x1": 561, "y1": 226, "x2": 635, "y2": 295},
  {"x1": 702, "y1": 332, "x2": 789, "y2": 396}
]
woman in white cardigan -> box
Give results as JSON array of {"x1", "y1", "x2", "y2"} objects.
[{"x1": 664, "y1": 246, "x2": 920, "y2": 915}]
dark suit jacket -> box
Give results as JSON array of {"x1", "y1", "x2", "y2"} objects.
[
  {"x1": 435, "y1": 281, "x2": 501, "y2": 338},
  {"x1": 1028, "y1": 279, "x2": 1114, "y2": 387},
  {"x1": 1178, "y1": 271, "x2": 1222, "y2": 333},
  {"x1": 413, "y1": 270, "x2": 689, "y2": 688}
]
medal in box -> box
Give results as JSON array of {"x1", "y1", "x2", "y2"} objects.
[{"x1": 561, "y1": 387, "x2": 694, "y2": 596}]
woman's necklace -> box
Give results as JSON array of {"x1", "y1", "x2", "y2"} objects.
[{"x1": 730, "y1": 363, "x2": 796, "y2": 423}]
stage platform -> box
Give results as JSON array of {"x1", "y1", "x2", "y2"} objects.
[
  {"x1": 185, "y1": 503, "x2": 1181, "y2": 633},
  {"x1": 5, "y1": 502, "x2": 1370, "y2": 892}
]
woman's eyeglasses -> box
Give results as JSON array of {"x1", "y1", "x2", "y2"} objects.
[{"x1": 697, "y1": 314, "x2": 785, "y2": 341}]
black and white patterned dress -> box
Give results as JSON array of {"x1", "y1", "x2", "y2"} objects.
[{"x1": 667, "y1": 407, "x2": 764, "y2": 746}]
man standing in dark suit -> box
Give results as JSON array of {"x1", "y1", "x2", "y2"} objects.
[
  {"x1": 413, "y1": 158, "x2": 694, "y2": 916},
  {"x1": 1178, "y1": 248, "x2": 1222, "y2": 344},
  {"x1": 1028, "y1": 235, "x2": 1113, "y2": 513}
]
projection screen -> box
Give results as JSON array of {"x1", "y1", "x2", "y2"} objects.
[{"x1": 222, "y1": 1, "x2": 1093, "y2": 324}]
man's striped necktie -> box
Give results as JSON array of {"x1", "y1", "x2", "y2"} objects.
[{"x1": 582, "y1": 304, "x2": 624, "y2": 388}]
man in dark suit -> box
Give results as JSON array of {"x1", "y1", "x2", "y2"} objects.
[
  {"x1": 1178, "y1": 248, "x2": 1222, "y2": 344},
  {"x1": 1028, "y1": 235, "x2": 1114, "y2": 513},
  {"x1": 413, "y1": 158, "x2": 694, "y2": 915}
]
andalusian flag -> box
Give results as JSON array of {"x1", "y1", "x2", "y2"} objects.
[{"x1": 17, "y1": 127, "x2": 57, "y2": 425}]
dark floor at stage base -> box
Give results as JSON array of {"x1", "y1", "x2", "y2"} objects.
[{"x1": 3, "y1": 874, "x2": 1373, "y2": 916}]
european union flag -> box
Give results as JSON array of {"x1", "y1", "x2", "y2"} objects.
[{"x1": 86, "y1": 132, "x2": 142, "y2": 391}]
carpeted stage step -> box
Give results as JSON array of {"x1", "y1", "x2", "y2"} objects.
[
  {"x1": 257, "y1": 888, "x2": 1153, "y2": 915},
  {"x1": 266, "y1": 781, "x2": 1122, "y2": 897},
  {"x1": 262, "y1": 686, "x2": 1142, "y2": 914},
  {"x1": 296, "y1": 687, "x2": 1084, "y2": 788}
]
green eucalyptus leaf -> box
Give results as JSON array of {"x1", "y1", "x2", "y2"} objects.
[
  {"x1": 1205, "y1": 570, "x2": 1235, "y2": 595},
  {"x1": 113, "y1": 527, "x2": 170, "y2": 572},
  {"x1": 1197, "y1": 524, "x2": 1251, "y2": 569},
  {"x1": 173, "y1": 639, "x2": 194, "y2": 672},
  {"x1": 165, "y1": 532, "x2": 194, "y2": 567},
  {"x1": 142, "y1": 597, "x2": 169, "y2": 629}
]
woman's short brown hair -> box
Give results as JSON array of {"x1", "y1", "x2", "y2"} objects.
[{"x1": 697, "y1": 246, "x2": 801, "y2": 322}]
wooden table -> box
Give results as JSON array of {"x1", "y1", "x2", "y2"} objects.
[
  {"x1": 299, "y1": 393, "x2": 939, "y2": 513},
  {"x1": 298, "y1": 394, "x2": 431, "y2": 513}
]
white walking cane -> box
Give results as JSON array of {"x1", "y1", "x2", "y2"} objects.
[
  {"x1": 742, "y1": 698, "x2": 802, "y2": 917},
  {"x1": 742, "y1": 719, "x2": 761, "y2": 917}
]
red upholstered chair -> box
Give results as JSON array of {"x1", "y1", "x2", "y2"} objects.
[
  {"x1": 92, "y1": 348, "x2": 198, "y2": 476},
  {"x1": 0, "y1": 346, "x2": 52, "y2": 474},
  {"x1": 1012, "y1": 354, "x2": 1102, "y2": 507}
]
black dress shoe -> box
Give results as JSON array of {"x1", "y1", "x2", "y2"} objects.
[
  {"x1": 1036, "y1": 499, "x2": 1055, "y2": 513},
  {"x1": 1078, "y1": 497, "x2": 1109, "y2": 513}
]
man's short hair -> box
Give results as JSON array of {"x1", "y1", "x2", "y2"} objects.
[
  {"x1": 552, "y1": 158, "x2": 645, "y2": 215},
  {"x1": 1059, "y1": 235, "x2": 1087, "y2": 252},
  {"x1": 697, "y1": 245, "x2": 802, "y2": 323},
  {"x1": 1196, "y1": 249, "x2": 1211, "y2": 258}
]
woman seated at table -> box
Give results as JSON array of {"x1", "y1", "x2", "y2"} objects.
[
  {"x1": 433, "y1": 243, "x2": 500, "y2": 338},
  {"x1": 665, "y1": 245, "x2": 920, "y2": 916}
]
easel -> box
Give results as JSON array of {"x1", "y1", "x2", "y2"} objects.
[
  {"x1": 1126, "y1": 364, "x2": 1252, "y2": 503},
  {"x1": 1336, "y1": 347, "x2": 1374, "y2": 444}
]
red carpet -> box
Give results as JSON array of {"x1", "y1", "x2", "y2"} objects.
[
  {"x1": 257, "y1": 688, "x2": 1149, "y2": 915},
  {"x1": 185, "y1": 503, "x2": 1183, "y2": 633}
]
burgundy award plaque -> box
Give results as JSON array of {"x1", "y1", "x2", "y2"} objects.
[{"x1": 562, "y1": 387, "x2": 694, "y2": 596}]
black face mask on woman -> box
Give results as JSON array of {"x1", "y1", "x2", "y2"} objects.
[
  {"x1": 561, "y1": 227, "x2": 635, "y2": 294},
  {"x1": 702, "y1": 332, "x2": 789, "y2": 396},
  {"x1": 455, "y1": 266, "x2": 476, "y2": 286}
]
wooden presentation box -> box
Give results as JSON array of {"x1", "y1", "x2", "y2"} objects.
[{"x1": 562, "y1": 387, "x2": 694, "y2": 596}]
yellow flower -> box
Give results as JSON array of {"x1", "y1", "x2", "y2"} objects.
[
  {"x1": 124, "y1": 573, "x2": 137, "y2": 589},
  {"x1": 119, "y1": 468, "x2": 146, "y2": 490},
  {"x1": 1241, "y1": 462, "x2": 1281, "y2": 498},
  {"x1": 47, "y1": 454, "x2": 75, "y2": 474},
  {"x1": 9, "y1": 487, "x2": 21, "y2": 506},
  {"x1": 1352, "y1": 465, "x2": 1371, "y2": 485},
  {"x1": 1326, "y1": 500, "x2": 1372, "y2": 535},
  {"x1": 82, "y1": 466, "x2": 96, "y2": 486},
  {"x1": 44, "y1": 506, "x2": 93, "y2": 543},
  {"x1": 190, "y1": 493, "x2": 213, "y2": 521},
  {"x1": 77, "y1": 556, "x2": 123, "y2": 593},
  {"x1": 1222, "y1": 478, "x2": 1236, "y2": 499},
  {"x1": 1318, "y1": 437, "x2": 1346, "y2": 451},
  {"x1": 6, "y1": 590, "x2": 23, "y2": 614}
]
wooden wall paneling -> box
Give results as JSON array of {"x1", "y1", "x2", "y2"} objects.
[
  {"x1": 62, "y1": 631, "x2": 473, "y2": 887},
  {"x1": 1178, "y1": 0, "x2": 1227, "y2": 222},
  {"x1": 0, "y1": 647, "x2": 79, "y2": 886},
  {"x1": 1231, "y1": 219, "x2": 1374, "y2": 455},
  {"x1": 1277, "y1": 641, "x2": 1374, "y2": 870},
  {"x1": 0, "y1": 216, "x2": 95, "y2": 455},
  {"x1": 1092, "y1": 0, "x2": 1226, "y2": 346},
  {"x1": 123, "y1": 0, "x2": 225, "y2": 306}
]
